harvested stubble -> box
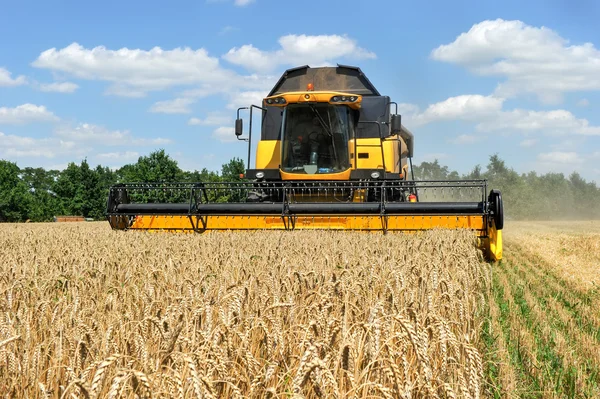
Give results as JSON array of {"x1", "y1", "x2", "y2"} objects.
[{"x1": 0, "y1": 223, "x2": 488, "y2": 398}]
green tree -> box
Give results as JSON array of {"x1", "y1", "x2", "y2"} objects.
[
  {"x1": 53, "y1": 159, "x2": 103, "y2": 219},
  {"x1": 221, "y1": 157, "x2": 245, "y2": 181},
  {"x1": 0, "y1": 160, "x2": 31, "y2": 222},
  {"x1": 118, "y1": 149, "x2": 183, "y2": 183},
  {"x1": 20, "y1": 167, "x2": 61, "y2": 221},
  {"x1": 412, "y1": 159, "x2": 458, "y2": 180}
]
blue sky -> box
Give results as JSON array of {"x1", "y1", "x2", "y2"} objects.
[{"x1": 1, "y1": 0, "x2": 599, "y2": 183}]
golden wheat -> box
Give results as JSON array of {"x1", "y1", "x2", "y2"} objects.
[{"x1": 0, "y1": 222, "x2": 487, "y2": 398}]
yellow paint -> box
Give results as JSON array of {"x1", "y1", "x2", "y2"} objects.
[
  {"x1": 280, "y1": 169, "x2": 352, "y2": 181},
  {"x1": 488, "y1": 221, "x2": 503, "y2": 261},
  {"x1": 255, "y1": 140, "x2": 281, "y2": 169},
  {"x1": 349, "y1": 137, "x2": 406, "y2": 174},
  {"x1": 129, "y1": 214, "x2": 484, "y2": 232},
  {"x1": 264, "y1": 91, "x2": 362, "y2": 110}
]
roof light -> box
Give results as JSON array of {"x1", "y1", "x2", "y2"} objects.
[
  {"x1": 330, "y1": 95, "x2": 359, "y2": 103},
  {"x1": 307, "y1": 83, "x2": 314, "y2": 91}
]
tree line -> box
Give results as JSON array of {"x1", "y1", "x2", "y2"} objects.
[
  {"x1": 1, "y1": 150, "x2": 599, "y2": 222},
  {"x1": 412, "y1": 154, "x2": 600, "y2": 220},
  {"x1": 0, "y1": 150, "x2": 244, "y2": 222}
]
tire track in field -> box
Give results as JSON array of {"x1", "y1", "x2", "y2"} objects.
[
  {"x1": 500, "y1": 253, "x2": 600, "y2": 398},
  {"x1": 490, "y1": 260, "x2": 543, "y2": 398},
  {"x1": 507, "y1": 242, "x2": 600, "y2": 346},
  {"x1": 491, "y1": 241, "x2": 600, "y2": 398}
]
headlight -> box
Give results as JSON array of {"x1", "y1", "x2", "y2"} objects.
[
  {"x1": 266, "y1": 97, "x2": 286, "y2": 105},
  {"x1": 370, "y1": 171, "x2": 380, "y2": 179},
  {"x1": 330, "y1": 95, "x2": 358, "y2": 103},
  {"x1": 255, "y1": 172, "x2": 265, "y2": 179}
]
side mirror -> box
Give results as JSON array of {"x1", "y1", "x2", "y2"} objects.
[
  {"x1": 391, "y1": 114, "x2": 402, "y2": 134},
  {"x1": 235, "y1": 119, "x2": 243, "y2": 136}
]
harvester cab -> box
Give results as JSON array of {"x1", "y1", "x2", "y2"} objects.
[{"x1": 106, "y1": 65, "x2": 504, "y2": 261}]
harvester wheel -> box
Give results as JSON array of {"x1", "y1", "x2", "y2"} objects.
[{"x1": 489, "y1": 189, "x2": 504, "y2": 230}]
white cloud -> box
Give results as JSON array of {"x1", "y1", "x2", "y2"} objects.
[
  {"x1": 450, "y1": 134, "x2": 481, "y2": 144},
  {"x1": 32, "y1": 43, "x2": 239, "y2": 97},
  {"x1": 414, "y1": 95, "x2": 504, "y2": 125},
  {"x1": 577, "y1": 98, "x2": 589, "y2": 107},
  {"x1": 402, "y1": 93, "x2": 600, "y2": 137},
  {"x1": 0, "y1": 104, "x2": 59, "y2": 124},
  {"x1": 226, "y1": 90, "x2": 267, "y2": 109},
  {"x1": 537, "y1": 151, "x2": 583, "y2": 165},
  {"x1": 55, "y1": 123, "x2": 171, "y2": 146},
  {"x1": 1, "y1": 121, "x2": 170, "y2": 164},
  {"x1": 38, "y1": 81, "x2": 79, "y2": 93},
  {"x1": 212, "y1": 126, "x2": 237, "y2": 142},
  {"x1": 96, "y1": 151, "x2": 140, "y2": 161},
  {"x1": 234, "y1": 0, "x2": 254, "y2": 5},
  {"x1": 223, "y1": 34, "x2": 376, "y2": 73},
  {"x1": 188, "y1": 112, "x2": 231, "y2": 126},
  {"x1": 149, "y1": 98, "x2": 195, "y2": 114},
  {"x1": 431, "y1": 19, "x2": 600, "y2": 102},
  {"x1": 0, "y1": 131, "x2": 81, "y2": 159},
  {"x1": 519, "y1": 138, "x2": 538, "y2": 148},
  {"x1": 475, "y1": 109, "x2": 600, "y2": 136},
  {"x1": 0, "y1": 67, "x2": 27, "y2": 87}
]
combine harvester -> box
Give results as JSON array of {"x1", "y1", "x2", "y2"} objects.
[{"x1": 106, "y1": 65, "x2": 503, "y2": 260}]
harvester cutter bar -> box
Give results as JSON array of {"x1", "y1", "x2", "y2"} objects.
[{"x1": 106, "y1": 179, "x2": 491, "y2": 230}]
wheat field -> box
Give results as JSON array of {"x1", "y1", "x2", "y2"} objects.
[{"x1": 0, "y1": 223, "x2": 488, "y2": 398}]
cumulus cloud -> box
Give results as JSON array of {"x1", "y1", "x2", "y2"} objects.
[
  {"x1": 212, "y1": 126, "x2": 237, "y2": 142},
  {"x1": 0, "y1": 131, "x2": 81, "y2": 159},
  {"x1": 226, "y1": 90, "x2": 267, "y2": 109},
  {"x1": 223, "y1": 34, "x2": 376, "y2": 73},
  {"x1": 55, "y1": 123, "x2": 171, "y2": 146},
  {"x1": 475, "y1": 109, "x2": 600, "y2": 136},
  {"x1": 402, "y1": 94, "x2": 600, "y2": 137},
  {"x1": 413, "y1": 95, "x2": 504, "y2": 125},
  {"x1": 0, "y1": 104, "x2": 59, "y2": 124},
  {"x1": 31, "y1": 35, "x2": 369, "y2": 98},
  {"x1": 0, "y1": 68, "x2": 27, "y2": 87},
  {"x1": 188, "y1": 112, "x2": 231, "y2": 126},
  {"x1": 96, "y1": 151, "x2": 140, "y2": 161},
  {"x1": 32, "y1": 43, "x2": 239, "y2": 97},
  {"x1": 149, "y1": 98, "x2": 195, "y2": 114},
  {"x1": 38, "y1": 81, "x2": 79, "y2": 93},
  {"x1": 431, "y1": 19, "x2": 600, "y2": 103}
]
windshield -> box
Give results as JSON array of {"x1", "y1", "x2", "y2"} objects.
[{"x1": 281, "y1": 104, "x2": 354, "y2": 174}]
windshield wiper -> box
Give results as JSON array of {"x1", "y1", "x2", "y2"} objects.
[
  {"x1": 308, "y1": 105, "x2": 339, "y2": 169},
  {"x1": 309, "y1": 105, "x2": 333, "y2": 137}
]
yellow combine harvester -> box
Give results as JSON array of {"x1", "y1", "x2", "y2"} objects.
[{"x1": 106, "y1": 65, "x2": 503, "y2": 260}]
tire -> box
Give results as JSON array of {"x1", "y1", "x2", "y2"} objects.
[{"x1": 488, "y1": 189, "x2": 504, "y2": 230}]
